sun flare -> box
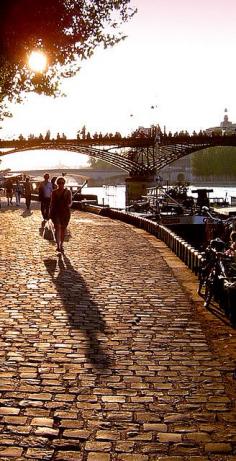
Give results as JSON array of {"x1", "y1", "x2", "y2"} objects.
[{"x1": 28, "y1": 51, "x2": 48, "y2": 73}]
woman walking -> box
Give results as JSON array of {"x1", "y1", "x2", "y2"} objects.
[{"x1": 49, "y1": 177, "x2": 72, "y2": 252}]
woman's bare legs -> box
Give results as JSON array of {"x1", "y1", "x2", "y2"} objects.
[
  {"x1": 55, "y1": 225, "x2": 66, "y2": 252},
  {"x1": 60, "y1": 227, "x2": 66, "y2": 250},
  {"x1": 55, "y1": 224, "x2": 62, "y2": 251}
]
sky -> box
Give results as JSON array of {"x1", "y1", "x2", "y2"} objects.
[{"x1": 1, "y1": 0, "x2": 236, "y2": 170}]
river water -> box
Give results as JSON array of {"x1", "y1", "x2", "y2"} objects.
[{"x1": 65, "y1": 175, "x2": 236, "y2": 209}]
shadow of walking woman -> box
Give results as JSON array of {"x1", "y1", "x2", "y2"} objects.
[{"x1": 44, "y1": 254, "x2": 111, "y2": 370}]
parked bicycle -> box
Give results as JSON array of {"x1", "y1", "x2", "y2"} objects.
[{"x1": 198, "y1": 237, "x2": 236, "y2": 326}]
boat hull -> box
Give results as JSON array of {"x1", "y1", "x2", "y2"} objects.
[{"x1": 161, "y1": 214, "x2": 206, "y2": 226}]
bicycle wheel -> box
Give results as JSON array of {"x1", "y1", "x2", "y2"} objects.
[
  {"x1": 198, "y1": 274, "x2": 205, "y2": 296},
  {"x1": 197, "y1": 262, "x2": 207, "y2": 296},
  {"x1": 204, "y1": 273, "x2": 214, "y2": 308},
  {"x1": 228, "y1": 288, "x2": 236, "y2": 326}
]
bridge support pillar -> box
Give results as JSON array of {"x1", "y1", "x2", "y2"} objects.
[{"x1": 125, "y1": 176, "x2": 157, "y2": 206}]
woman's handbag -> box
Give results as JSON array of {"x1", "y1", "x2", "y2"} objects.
[{"x1": 43, "y1": 219, "x2": 55, "y2": 241}]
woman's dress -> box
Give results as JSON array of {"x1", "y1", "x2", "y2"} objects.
[{"x1": 50, "y1": 189, "x2": 71, "y2": 227}]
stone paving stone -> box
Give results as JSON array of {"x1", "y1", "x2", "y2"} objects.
[
  {"x1": 0, "y1": 446, "x2": 24, "y2": 458},
  {"x1": 25, "y1": 447, "x2": 54, "y2": 459},
  {"x1": 55, "y1": 452, "x2": 83, "y2": 461},
  {"x1": 87, "y1": 454, "x2": 110, "y2": 461},
  {"x1": 117, "y1": 455, "x2": 149, "y2": 461},
  {"x1": 0, "y1": 207, "x2": 236, "y2": 460},
  {"x1": 2, "y1": 415, "x2": 27, "y2": 425},
  {"x1": 0, "y1": 407, "x2": 20, "y2": 415},
  {"x1": 204, "y1": 442, "x2": 232, "y2": 453}
]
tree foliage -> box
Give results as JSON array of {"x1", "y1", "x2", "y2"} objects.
[
  {"x1": 191, "y1": 147, "x2": 236, "y2": 177},
  {"x1": 0, "y1": 0, "x2": 136, "y2": 119},
  {"x1": 88, "y1": 157, "x2": 120, "y2": 170}
]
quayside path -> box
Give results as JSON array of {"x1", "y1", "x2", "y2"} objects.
[{"x1": 0, "y1": 203, "x2": 236, "y2": 461}]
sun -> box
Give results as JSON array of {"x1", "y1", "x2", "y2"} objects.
[{"x1": 28, "y1": 51, "x2": 48, "y2": 73}]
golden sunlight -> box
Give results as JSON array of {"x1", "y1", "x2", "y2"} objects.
[{"x1": 28, "y1": 50, "x2": 48, "y2": 73}]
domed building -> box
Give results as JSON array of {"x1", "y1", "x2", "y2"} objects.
[{"x1": 206, "y1": 108, "x2": 236, "y2": 134}]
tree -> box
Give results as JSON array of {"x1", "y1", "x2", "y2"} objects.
[
  {"x1": 0, "y1": 0, "x2": 136, "y2": 120},
  {"x1": 191, "y1": 147, "x2": 236, "y2": 177},
  {"x1": 88, "y1": 157, "x2": 117, "y2": 170}
]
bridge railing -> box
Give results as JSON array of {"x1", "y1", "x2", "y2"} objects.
[
  {"x1": 1, "y1": 132, "x2": 236, "y2": 149},
  {"x1": 82, "y1": 204, "x2": 203, "y2": 274}
]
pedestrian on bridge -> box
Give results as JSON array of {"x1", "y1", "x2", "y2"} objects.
[
  {"x1": 39, "y1": 173, "x2": 53, "y2": 222},
  {"x1": 49, "y1": 176, "x2": 72, "y2": 253}
]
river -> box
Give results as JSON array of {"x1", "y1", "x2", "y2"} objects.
[{"x1": 64, "y1": 175, "x2": 236, "y2": 209}]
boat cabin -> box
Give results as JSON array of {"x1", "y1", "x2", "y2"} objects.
[{"x1": 191, "y1": 189, "x2": 213, "y2": 209}]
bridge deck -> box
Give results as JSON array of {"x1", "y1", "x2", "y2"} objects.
[{"x1": 0, "y1": 201, "x2": 236, "y2": 460}]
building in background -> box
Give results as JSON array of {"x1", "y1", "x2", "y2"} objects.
[{"x1": 206, "y1": 108, "x2": 236, "y2": 134}]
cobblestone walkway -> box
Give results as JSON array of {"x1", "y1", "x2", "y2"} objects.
[{"x1": 0, "y1": 205, "x2": 235, "y2": 460}]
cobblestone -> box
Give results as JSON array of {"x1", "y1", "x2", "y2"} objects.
[{"x1": 0, "y1": 205, "x2": 235, "y2": 459}]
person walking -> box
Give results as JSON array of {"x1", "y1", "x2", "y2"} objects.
[
  {"x1": 14, "y1": 179, "x2": 22, "y2": 206},
  {"x1": 51, "y1": 176, "x2": 57, "y2": 190},
  {"x1": 24, "y1": 176, "x2": 33, "y2": 210},
  {"x1": 38, "y1": 173, "x2": 53, "y2": 221},
  {"x1": 49, "y1": 176, "x2": 72, "y2": 252},
  {"x1": 5, "y1": 179, "x2": 13, "y2": 206}
]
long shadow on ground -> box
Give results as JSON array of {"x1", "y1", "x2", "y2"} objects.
[{"x1": 44, "y1": 254, "x2": 111, "y2": 370}]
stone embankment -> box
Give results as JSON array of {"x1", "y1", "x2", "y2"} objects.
[{"x1": 0, "y1": 201, "x2": 235, "y2": 460}]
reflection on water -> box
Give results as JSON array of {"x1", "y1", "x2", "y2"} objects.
[{"x1": 95, "y1": 185, "x2": 126, "y2": 209}]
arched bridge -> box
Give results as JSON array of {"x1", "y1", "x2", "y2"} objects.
[{"x1": 1, "y1": 133, "x2": 236, "y2": 177}]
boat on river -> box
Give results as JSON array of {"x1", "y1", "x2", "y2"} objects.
[
  {"x1": 126, "y1": 184, "x2": 236, "y2": 247},
  {"x1": 127, "y1": 185, "x2": 213, "y2": 225}
]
